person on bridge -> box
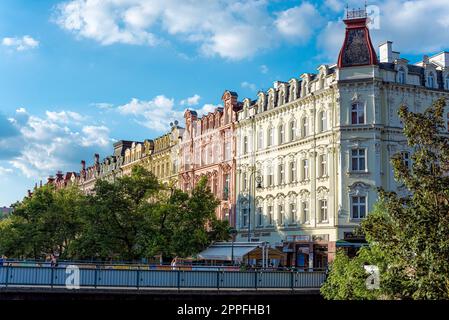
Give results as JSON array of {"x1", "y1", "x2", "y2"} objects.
[{"x1": 171, "y1": 257, "x2": 178, "y2": 270}]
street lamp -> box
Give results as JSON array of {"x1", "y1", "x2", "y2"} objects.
[{"x1": 247, "y1": 169, "x2": 263, "y2": 243}]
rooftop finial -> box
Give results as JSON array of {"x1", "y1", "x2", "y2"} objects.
[{"x1": 345, "y1": 3, "x2": 367, "y2": 20}]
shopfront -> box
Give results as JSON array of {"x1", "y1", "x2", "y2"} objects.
[{"x1": 280, "y1": 234, "x2": 335, "y2": 270}]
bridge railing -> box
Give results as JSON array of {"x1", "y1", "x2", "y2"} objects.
[{"x1": 0, "y1": 265, "x2": 326, "y2": 290}]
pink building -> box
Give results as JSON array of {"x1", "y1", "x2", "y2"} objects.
[{"x1": 179, "y1": 91, "x2": 241, "y2": 227}]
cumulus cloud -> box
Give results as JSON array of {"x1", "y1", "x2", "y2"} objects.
[
  {"x1": 0, "y1": 166, "x2": 13, "y2": 176},
  {"x1": 54, "y1": 0, "x2": 324, "y2": 60},
  {"x1": 275, "y1": 2, "x2": 323, "y2": 44},
  {"x1": 180, "y1": 94, "x2": 201, "y2": 106},
  {"x1": 241, "y1": 81, "x2": 257, "y2": 91},
  {"x1": 2, "y1": 36, "x2": 39, "y2": 51},
  {"x1": 117, "y1": 95, "x2": 222, "y2": 131},
  {"x1": 2, "y1": 108, "x2": 113, "y2": 178}
]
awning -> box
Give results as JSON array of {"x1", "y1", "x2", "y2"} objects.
[
  {"x1": 198, "y1": 246, "x2": 256, "y2": 261},
  {"x1": 336, "y1": 240, "x2": 368, "y2": 248},
  {"x1": 197, "y1": 242, "x2": 286, "y2": 261}
]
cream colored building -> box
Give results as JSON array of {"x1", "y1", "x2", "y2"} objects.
[{"x1": 235, "y1": 12, "x2": 449, "y2": 269}]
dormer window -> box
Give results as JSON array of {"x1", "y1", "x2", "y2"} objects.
[
  {"x1": 427, "y1": 72, "x2": 435, "y2": 88},
  {"x1": 397, "y1": 67, "x2": 406, "y2": 84}
]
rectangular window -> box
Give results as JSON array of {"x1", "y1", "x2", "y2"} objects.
[
  {"x1": 319, "y1": 154, "x2": 327, "y2": 177},
  {"x1": 279, "y1": 164, "x2": 285, "y2": 185},
  {"x1": 302, "y1": 159, "x2": 309, "y2": 180},
  {"x1": 401, "y1": 151, "x2": 410, "y2": 169},
  {"x1": 302, "y1": 201, "x2": 309, "y2": 224},
  {"x1": 268, "y1": 166, "x2": 274, "y2": 187},
  {"x1": 243, "y1": 136, "x2": 248, "y2": 155},
  {"x1": 268, "y1": 128, "x2": 274, "y2": 146},
  {"x1": 223, "y1": 174, "x2": 230, "y2": 200},
  {"x1": 279, "y1": 125, "x2": 284, "y2": 144},
  {"x1": 225, "y1": 141, "x2": 231, "y2": 160},
  {"x1": 351, "y1": 196, "x2": 366, "y2": 219},
  {"x1": 351, "y1": 149, "x2": 366, "y2": 172},
  {"x1": 290, "y1": 121, "x2": 296, "y2": 141},
  {"x1": 290, "y1": 161, "x2": 296, "y2": 183},
  {"x1": 257, "y1": 207, "x2": 263, "y2": 226},
  {"x1": 242, "y1": 208, "x2": 248, "y2": 227},
  {"x1": 351, "y1": 103, "x2": 365, "y2": 125},
  {"x1": 258, "y1": 130, "x2": 264, "y2": 150},
  {"x1": 289, "y1": 203, "x2": 296, "y2": 223},
  {"x1": 267, "y1": 206, "x2": 273, "y2": 225},
  {"x1": 319, "y1": 199, "x2": 328, "y2": 223},
  {"x1": 243, "y1": 172, "x2": 248, "y2": 191},
  {"x1": 278, "y1": 205, "x2": 284, "y2": 226}
]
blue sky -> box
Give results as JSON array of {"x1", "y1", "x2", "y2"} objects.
[{"x1": 1, "y1": 0, "x2": 448, "y2": 206}]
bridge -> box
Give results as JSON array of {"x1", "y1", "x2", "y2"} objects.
[{"x1": 0, "y1": 263, "x2": 326, "y2": 299}]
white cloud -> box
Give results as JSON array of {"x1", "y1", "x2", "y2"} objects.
[
  {"x1": 260, "y1": 65, "x2": 269, "y2": 74},
  {"x1": 54, "y1": 0, "x2": 323, "y2": 60},
  {"x1": 91, "y1": 102, "x2": 114, "y2": 110},
  {"x1": 275, "y1": 2, "x2": 323, "y2": 44},
  {"x1": 0, "y1": 166, "x2": 13, "y2": 176},
  {"x1": 180, "y1": 94, "x2": 201, "y2": 106},
  {"x1": 241, "y1": 81, "x2": 257, "y2": 91},
  {"x1": 2, "y1": 35, "x2": 39, "y2": 51},
  {"x1": 117, "y1": 95, "x2": 222, "y2": 131},
  {"x1": 46, "y1": 110, "x2": 86, "y2": 124},
  {"x1": 80, "y1": 125, "x2": 111, "y2": 147},
  {"x1": 3, "y1": 108, "x2": 113, "y2": 178}
]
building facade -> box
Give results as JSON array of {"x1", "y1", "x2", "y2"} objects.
[
  {"x1": 234, "y1": 10, "x2": 449, "y2": 269},
  {"x1": 179, "y1": 91, "x2": 241, "y2": 225}
]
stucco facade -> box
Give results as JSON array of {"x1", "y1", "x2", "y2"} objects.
[
  {"x1": 179, "y1": 91, "x2": 241, "y2": 225},
  {"x1": 234, "y1": 12, "x2": 449, "y2": 269}
]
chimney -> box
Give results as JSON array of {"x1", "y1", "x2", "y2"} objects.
[
  {"x1": 81, "y1": 160, "x2": 86, "y2": 170},
  {"x1": 379, "y1": 41, "x2": 393, "y2": 63}
]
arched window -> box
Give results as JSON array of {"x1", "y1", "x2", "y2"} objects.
[
  {"x1": 278, "y1": 123, "x2": 285, "y2": 144},
  {"x1": 427, "y1": 72, "x2": 435, "y2": 88},
  {"x1": 243, "y1": 136, "x2": 248, "y2": 154},
  {"x1": 351, "y1": 102, "x2": 365, "y2": 125},
  {"x1": 301, "y1": 201, "x2": 309, "y2": 224},
  {"x1": 289, "y1": 202, "x2": 297, "y2": 224},
  {"x1": 319, "y1": 110, "x2": 327, "y2": 132},
  {"x1": 258, "y1": 129, "x2": 264, "y2": 150},
  {"x1": 267, "y1": 127, "x2": 274, "y2": 147},
  {"x1": 289, "y1": 119, "x2": 296, "y2": 141},
  {"x1": 397, "y1": 67, "x2": 406, "y2": 84},
  {"x1": 301, "y1": 117, "x2": 308, "y2": 137},
  {"x1": 445, "y1": 75, "x2": 449, "y2": 90},
  {"x1": 278, "y1": 202, "x2": 284, "y2": 226}
]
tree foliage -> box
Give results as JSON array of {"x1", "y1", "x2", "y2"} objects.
[
  {"x1": 0, "y1": 166, "x2": 230, "y2": 262},
  {"x1": 322, "y1": 97, "x2": 449, "y2": 300}
]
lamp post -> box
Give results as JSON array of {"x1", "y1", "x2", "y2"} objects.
[{"x1": 247, "y1": 168, "x2": 263, "y2": 243}]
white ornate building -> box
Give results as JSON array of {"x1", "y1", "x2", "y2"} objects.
[{"x1": 235, "y1": 10, "x2": 449, "y2": 269}]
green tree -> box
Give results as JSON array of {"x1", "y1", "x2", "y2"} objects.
[
  {"x1": 0, "y1": 185, "x2": 86, "y2": 259},
  {"x1": 322, "y1": 97, "x2": 449, "y2": 300},
  {"x1": 71, "y1": 165, "x2": 161, "y2": 261}
]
